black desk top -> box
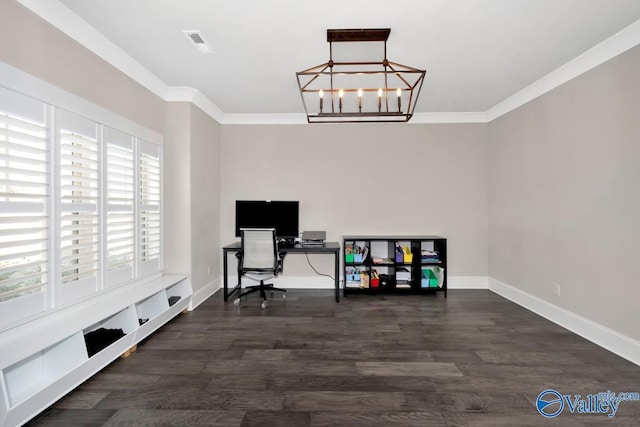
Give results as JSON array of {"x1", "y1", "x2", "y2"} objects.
[{"x1": 223, "y1": 241, "x2": 340, "y2": 252}]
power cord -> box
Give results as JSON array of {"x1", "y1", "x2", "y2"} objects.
[{"x1": 305, "y1": 251, "x2": 335, "y2": 281}]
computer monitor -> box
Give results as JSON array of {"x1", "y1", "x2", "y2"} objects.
[{"x1": 235, "y1": 200, "x2": 299, "y2": 239}]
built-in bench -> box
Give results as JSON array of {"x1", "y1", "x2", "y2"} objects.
[{"x1": 0, "y1": 274, "x2": 191, "y2": 426}]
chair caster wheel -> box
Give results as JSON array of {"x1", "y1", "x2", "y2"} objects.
[
  {"x1": 233, "y1": 298, "x2": 240, "y2": 306},
  {"x1": 261, "y1": 301, "x2": 267, "y2": 309}
]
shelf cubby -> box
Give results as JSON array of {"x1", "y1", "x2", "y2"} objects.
[
  {"x1": 166, "y1": 278, "x2": 190, "y2": 307},
  {"x1": 83, "y1": 306, "x2": 138, "y2": 358},
  {"x1": 134, "y1": 278, "x2": 192, "y2": 343},
  {"x1": 135, "y1": 291, "x2": 169, "y2": 323},
  {"x1": 344, "y1": 240, "x2": 369, "y2": 264},
  {"x1": 3, "y1": 332, "x2": 87, "y2": 408},
  {"x1": 420, "y1": 240, "x2": 444, "y2": 265}
]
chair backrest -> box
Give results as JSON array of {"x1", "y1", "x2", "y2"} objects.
[{"x1": 240, "y1": 228, "x2": 278, "y2": 271}]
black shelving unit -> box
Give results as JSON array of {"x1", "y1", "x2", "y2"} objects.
[{"x1": 342, "y1": 235, "x2": 447, "y2": 297}]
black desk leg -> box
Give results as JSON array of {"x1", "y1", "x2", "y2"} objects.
[
  {"x1": 334, "y1": 250, "x2": 340, "y2": 302},
  {"x1": 223, "y1": 249, "x2": 229, "y2": 301}
]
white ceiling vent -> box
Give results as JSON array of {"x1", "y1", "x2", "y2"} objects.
[{"x1": 183, "y1": 30, "x2": 214, "y2": 54}]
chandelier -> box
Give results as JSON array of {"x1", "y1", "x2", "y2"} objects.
[{"x1": 296, "y1": 28, "x2": 426, "y2": 123}]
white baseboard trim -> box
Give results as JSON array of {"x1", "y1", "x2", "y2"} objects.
[
  {"x1": 489, "y1": 277, "x2": 640, "y2": 366},
  {"x1": 224, "y1": 275, "x2": 488, "y2": 290},
  {"x1": 448, "y1": 276, "x2": 489, "y2": 289},
  {"x1": 190, "y1": 278, "x2": 221, "y2": 309}
]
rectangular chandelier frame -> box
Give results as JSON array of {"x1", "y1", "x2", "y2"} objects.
[{"x1": 296, "y1": 29, "x2": 426, "y2": 123}]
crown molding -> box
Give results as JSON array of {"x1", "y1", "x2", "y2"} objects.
[
  {"x1": 191, "y1": 91, "x2": 226, "y2": 124},
  {"x1": 164, "y1": 87, "x2": 226, "y2": 123},
  {"x1": 15, "y1": 1, "x2": 640, "y2": 126},
  {"x1": 163, "y1": 86, "x2": 199, "y2": 102},
  {"x1": 487, "y1": 18, "x2": 640, "y2": 122},
  {"x1": 16, "y1": 0, "x2": 168, "y2": 99}
]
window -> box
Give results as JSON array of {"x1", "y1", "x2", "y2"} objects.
[
  {"x1": 105, "y1": 128, "x2": 135, "y2": 286},
  {"x1": 0, "y1": 89, "x2": 48, "y2": 309},
  {"x1": 0, "y1": 85, "x2": 162, "y2": 327},
  {"x1": 58, "y1": 111, "x2": 100, "y2": 303},
  {"x1": 139, "y1": 141, "x2": 161, "y2": 275}
]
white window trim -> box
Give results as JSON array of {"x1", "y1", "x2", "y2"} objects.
[
  {"x1": 0, "y1": 62, "x2": 162, "y2": 146},
  {"x1": 0, "y1": 62, "x2": 164, "y2": 330}
]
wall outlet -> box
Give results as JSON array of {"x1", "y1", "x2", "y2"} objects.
[
  {"x1": 552, "y1": 282, "x2": 561, "y2": 296},
  {"x1": 207, "y1": 265, "x2": 211, "y2": 275}
]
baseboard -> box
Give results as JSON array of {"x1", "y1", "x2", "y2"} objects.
[
  {"x1": 489, "y1": 277, "x2": 640, "y2": 366},
  {"x1": 448, "y1": 276, "x2": 488, "y2": 289},
  {"x1": 190, "y1": 278, "x2": 221, "y2": 309},
  {"x1": 224, "y1": 275, "x2": 488, "y2": 290}
]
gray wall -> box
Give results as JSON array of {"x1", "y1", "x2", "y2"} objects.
[
  {"x1": 190, "y1": 104, "x2": 221, "y2": 288},
  {"x1": 164, "y1": 102, "x2": 221, "y2": 294},
  {"x1": 163, "y1": 102, "x2": 192, "y2": 276},
  {"x1": 220, "y1": 123, "x2": 489, "y2": 277},
  {"x1": 0, "y1": 0, "x2": 165, "y2": 134},
  {"x1": 488, "y1": 45, "x2": 640, "y2": 341}
]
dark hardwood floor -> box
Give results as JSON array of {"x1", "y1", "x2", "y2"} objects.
[{"x1": 28, "y1": 290, "x2": 639, "y2": 426}]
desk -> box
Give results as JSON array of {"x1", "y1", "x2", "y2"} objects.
[{"x1": 222, "y1": 242, "x2": 341, "y2": 302}]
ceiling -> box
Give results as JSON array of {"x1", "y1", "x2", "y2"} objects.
[{"x1": 27, "y1": 1, "x2": 640, "y2": 120}]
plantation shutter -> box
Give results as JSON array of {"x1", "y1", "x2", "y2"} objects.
[
  {"x1": 58, "y1": 110, "x2": 99, "y2": 302},
  {"x1": 0, "y1": 81, "x2": 165, "y2": 328},
  {"x1": 105, "y1": 127, "x2": 135, "y2": 285},
  {"x1": 0, "y1": 88, "x2": 49, "y2": 310},
  {"x1": 138, "y1": 140, "x2": 161, "y2": 275}
]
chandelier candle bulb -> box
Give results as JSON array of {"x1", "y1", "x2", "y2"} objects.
[
  {"x1": 339, "y1": 88, "x2": 344, "y2": 113},
  {"x1": 397, "y1": 88, "x2": 402, "y2": 112},
  {"x1": 378, "y1": 88, "x2": 383, "y2": 112},
  {"x1": 358, "y1": 88, "x2": 363, "y2": 112},
  {"x1": 319, "y1": 89, "x2": 324, "y2": 113}
]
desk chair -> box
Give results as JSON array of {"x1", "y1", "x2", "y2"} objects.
[{"x1": 233, "y1": 228, "x2": 287, "y2": 309}]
